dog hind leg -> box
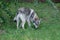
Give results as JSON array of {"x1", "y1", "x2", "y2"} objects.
[{"x1": 17, "y1": 18, "x2": 19, "y2": 29}]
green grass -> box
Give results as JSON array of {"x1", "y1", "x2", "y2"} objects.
[{"x1": 0, "y1": 3, "x2": 60, "y2": 40}]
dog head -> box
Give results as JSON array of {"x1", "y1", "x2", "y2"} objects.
[{"x1": 33, "y1": 17, "x2": 41, "y2": 28}]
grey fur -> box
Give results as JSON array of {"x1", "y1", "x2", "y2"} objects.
[
  {"x1": 18, "y1": 7, "x2": 31, "y2": 15},
  {"x1": 14, "y1": 7, "x2": 41, "y2": 29}
]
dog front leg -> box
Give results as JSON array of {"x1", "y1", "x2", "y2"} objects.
[{"x1": 27, "y1": 19, "x2": 31, "y2": 27}]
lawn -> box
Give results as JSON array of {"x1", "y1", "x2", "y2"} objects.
[{"x1": 0, "y1": 3, "x2": 60, "y2": 40}]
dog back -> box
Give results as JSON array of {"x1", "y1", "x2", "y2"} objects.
[{"x1": 17, "y1": 7, "x2": 31, "y2": 16}]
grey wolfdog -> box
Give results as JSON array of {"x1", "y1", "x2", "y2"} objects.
[{"x1": 14, "y1": 7, "x2": 41, "y2": 29}]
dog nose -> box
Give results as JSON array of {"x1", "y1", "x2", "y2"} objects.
[{"x1": 14, "y1": 20, "x2": 17, "y2": 22}]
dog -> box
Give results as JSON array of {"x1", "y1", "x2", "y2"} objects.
[{"x1": 14, "y1": 7, "x2": 41, "y2": 29}]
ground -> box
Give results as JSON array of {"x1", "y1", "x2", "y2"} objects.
[{"x1": 0, "y1": 3, "x2": 60, "y2": 40}]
